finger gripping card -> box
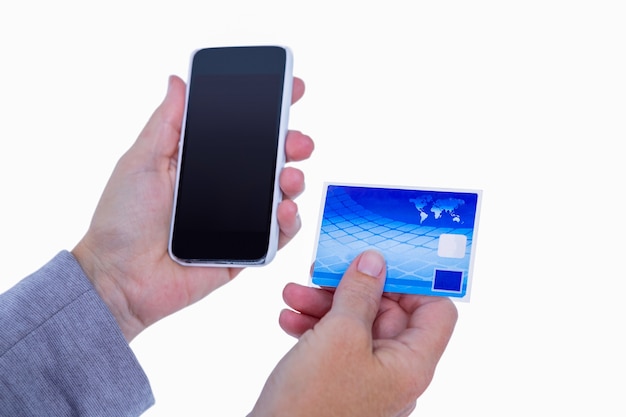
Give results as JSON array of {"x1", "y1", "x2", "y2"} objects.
[{"x1": 311, "y1": 183, "x2": 482, "y2": 302}]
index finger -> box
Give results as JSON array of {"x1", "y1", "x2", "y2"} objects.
[{"x1": 292, "y1": 77, "x2": 305, "y2": 104}]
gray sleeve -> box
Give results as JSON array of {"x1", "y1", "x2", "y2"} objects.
[{"x1": 0, "y1": 251, "x2": 155, "y2": 416}]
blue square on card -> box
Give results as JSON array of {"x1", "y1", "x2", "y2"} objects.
[{"x1": 433, "y1": 269, "x2": 463, "y2": 293}]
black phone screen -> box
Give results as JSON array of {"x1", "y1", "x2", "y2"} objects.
[{"x1": 170, "y1": 47, "x2": 288, "y2": 263}]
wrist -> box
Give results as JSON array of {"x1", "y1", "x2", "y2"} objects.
[{"x1": 72, "y1": 239, "x2": 145, "y2": 342}]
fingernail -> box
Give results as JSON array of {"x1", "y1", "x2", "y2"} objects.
[
  {"x1": 296, "y1": 211, "x2": 302, "y2": 225},
  {"x1": 357, "y1": 250, "x2": 385, "y2": 278}
]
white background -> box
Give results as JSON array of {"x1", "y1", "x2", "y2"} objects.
[{"x1": 1, "y1": 1, "x2": 625, "y2": 415}]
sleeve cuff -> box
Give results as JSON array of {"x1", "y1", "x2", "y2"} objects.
[{"x1": 0, "y1": 250, "x2": 155, "y2": 416}]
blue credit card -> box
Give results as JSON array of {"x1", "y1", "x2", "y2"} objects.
[{"x1": 311, "y1": 183, "x2": 482, "y2": 301}]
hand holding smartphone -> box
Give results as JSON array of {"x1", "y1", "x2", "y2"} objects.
[{"x1": 168, "y1": 46, "x2": 293, "y2": 266}]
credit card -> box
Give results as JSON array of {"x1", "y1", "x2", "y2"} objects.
[{"x1": 311, "y1": 183, "x2": 482, "y2": 301}]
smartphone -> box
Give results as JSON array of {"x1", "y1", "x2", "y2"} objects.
[{"x1": 168, "y1": 46, "x2": 293, "y2": 266}]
